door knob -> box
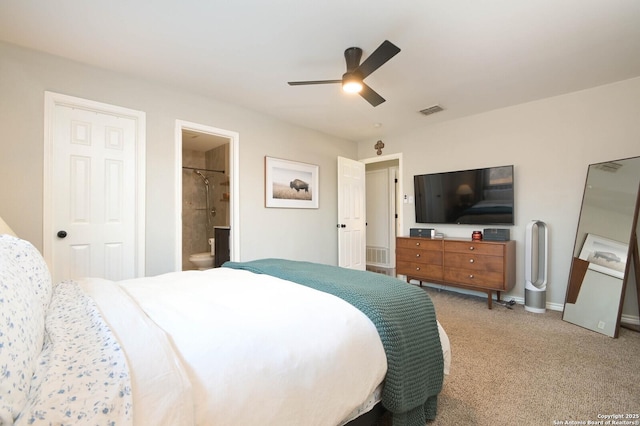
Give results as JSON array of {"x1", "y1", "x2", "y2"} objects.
[{"x1": 57, "y1": 230, "x2": 67, "y2": 238}]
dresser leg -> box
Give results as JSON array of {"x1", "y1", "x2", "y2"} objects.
[{"x1": 487, "y1": 292, "x2": 493, "y2": 309}]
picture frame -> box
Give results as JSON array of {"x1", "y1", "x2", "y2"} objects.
[
  {"x1": 578, "y1": 233, "x2": 628, "y2": 279},
  {"x1": 265, "y1": 156, "x2": 319, "y2": 208}
]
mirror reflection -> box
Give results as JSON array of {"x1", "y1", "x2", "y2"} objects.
[{"x1": 563, "y1": 156, "x2": 640, "y2": 337}]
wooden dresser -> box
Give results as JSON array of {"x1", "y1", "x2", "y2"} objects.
[{"x1": 397, "y1": 236, "x2": 516, "y2": 309}]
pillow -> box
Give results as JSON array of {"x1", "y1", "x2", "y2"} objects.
[{"x1": 0, "y1": 235, "x2": 52, "y2": 423}]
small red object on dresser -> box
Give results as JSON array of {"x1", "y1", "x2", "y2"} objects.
[{"x1": 472, "y1": 231, "x2": 483, "y2": 241}]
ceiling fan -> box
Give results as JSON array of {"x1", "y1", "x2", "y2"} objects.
[{"x1": 287, "y1": 40, "x2": 401, "y2": 107}]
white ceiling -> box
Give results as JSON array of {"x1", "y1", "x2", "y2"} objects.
[{"x1": 1, "y1": 0, "x2": 640, "y2": 142}]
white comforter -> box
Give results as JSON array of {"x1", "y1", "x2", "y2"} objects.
[{"x1": 80, "y1": 268, "x2": 390, "y2": 426}]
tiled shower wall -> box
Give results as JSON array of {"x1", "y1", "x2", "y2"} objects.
[{"x1": 182, "y1": 144, "x2": 230, "y2": 270}]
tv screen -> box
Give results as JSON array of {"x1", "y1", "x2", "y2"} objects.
[{"x1": 414, "y1": 165, "x2": 514, "y2": 225}]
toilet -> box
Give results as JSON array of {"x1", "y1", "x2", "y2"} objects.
[
  {"x1": 189, "y1": 252, "x2": 214, "y2": 270},
  {"x1": 189, "y1": 238, "x2": 215, "y2": 270}
]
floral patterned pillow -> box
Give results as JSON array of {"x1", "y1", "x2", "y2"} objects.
[{"x1": 0, "y1": 235, "x2": 52, "y2": 423}]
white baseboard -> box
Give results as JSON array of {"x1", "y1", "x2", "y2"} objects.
[
  {"x1": 621, "y1": 314, "x2": 640, "y2": 326},
  {"x1": 409, "y1": 280, "x2": 562, "y2": 312},
  {"x1": 407, "y1": 279, "x2": 640, "y2": 328},
  {"x1": 546, "y1": 302, "x2": 565, "y2": 312}
]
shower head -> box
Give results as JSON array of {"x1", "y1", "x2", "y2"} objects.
[{"x1": 194, "y1": 170, "x2": 210, "y2": 185}]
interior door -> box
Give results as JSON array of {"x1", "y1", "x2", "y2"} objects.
[
  {"x1": 44, "y1": 93, "x2": 145, "y2": 284},
  {"x1": 337, "y1": 156, "x2": 366, "y2": 270}
]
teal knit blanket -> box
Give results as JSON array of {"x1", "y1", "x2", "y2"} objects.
[{"x1": 223, "y1": 259, "x2": 444, "y2": 426}]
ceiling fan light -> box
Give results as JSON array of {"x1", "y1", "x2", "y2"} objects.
[
  {"x1": 342, "y1": 72, "x2": 363, "y2": 93},
  {"x1": 343, "y1": 81, "x2": 363, "y2": 93}
]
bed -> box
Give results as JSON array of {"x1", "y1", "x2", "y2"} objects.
[
  {"x1": 0, "y1": 234, "x2": 450, "y2": 426},
  {"x1": 455, "y1": 187, "x2": 513, "y2": 225}
]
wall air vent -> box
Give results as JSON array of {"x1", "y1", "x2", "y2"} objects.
[{"x1": 419, "y1": 105, "x2": 444, "y2": 116}]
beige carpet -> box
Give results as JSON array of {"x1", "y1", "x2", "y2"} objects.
[{"x1": 380, "y1": 287, "x2": 640, "y2": 426}]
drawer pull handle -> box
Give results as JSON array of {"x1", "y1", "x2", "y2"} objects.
[
  {"x1": 469, "y1": 246, "x2": 475, "y2": 250},
  {"x1": 416, "y1": 267, "x2": 421, "y2": 271},
  {"x1": 416, "y1": 253, "x2": 420, "y2": 258},
  {"x1": 468, "y1": 274, "x2": 474, "y2": 279},
  {"x1": 415, "y1": 242, "x2": 421, "y2": 246},
  {"x1": 469, "y1": 259, "x2": 474, "y2": 263}
]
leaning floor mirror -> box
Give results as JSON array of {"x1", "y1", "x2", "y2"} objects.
[{"x1": 563, "y1": 156, "x2": 640, "y2": 337}]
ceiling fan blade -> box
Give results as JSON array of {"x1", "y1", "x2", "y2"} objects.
[
  {"x1": 359, "y1": 83, "x2": 385, "y2": 107},
  {"x1": 357, "y1": 40, "x2": 401, "y2": 79},
  {"x1": 288, "y1": 80, "x2": 341, "y2": 86}
]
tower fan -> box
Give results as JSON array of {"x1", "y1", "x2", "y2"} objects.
[{"x1": 525, "y1": 220, "x2": 548, "y2": 313}]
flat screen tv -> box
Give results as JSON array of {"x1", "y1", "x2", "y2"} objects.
[{"x1": 414, "y1": 165, "x2": 514, "y2": 225}]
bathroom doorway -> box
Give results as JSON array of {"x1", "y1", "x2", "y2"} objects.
[{"x1": 175, "y1": 120, "x2": 239, "y2": 271}]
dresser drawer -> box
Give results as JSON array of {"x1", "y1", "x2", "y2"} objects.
[
  {"x1": 397, "y1": 260, "x2": 444, "y2": 281},
  {"x1": 444, "y1": 240, "x2": 504, "y2": 256},
  {"x1": 396, "y1": 247, "x2": 443, "y2": 265},
  {"x1": 444, "y1": 252, "x2": 504, "y2": 273},
  {"x1": 444, "y1": 269, "x2": 504, "y2": 289},
  {"x1": 397, "y1": 237, "x2": 442, "y2": 251}
]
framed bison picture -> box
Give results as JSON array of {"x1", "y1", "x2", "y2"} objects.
[{"x1": 265, "y1": 156, "x2": 319, "y2": 208}]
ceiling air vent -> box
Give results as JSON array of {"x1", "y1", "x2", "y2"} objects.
[
  {"x1": 594, "y1": 162, "x2": 623, "y2": 173},
  {"x1": 420, "y1": 105, "x2": 444, "y2": 116}
]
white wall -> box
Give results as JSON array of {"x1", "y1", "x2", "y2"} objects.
[
  {"x1": 0, "y1": 42, "x2": 356, "y2": 275},
  {"x1": 357, "y1": 77, "x2": 640, "y2": 308},
  {"x1": 2, "y1": 40, "x2": 638, "y2": 311}
]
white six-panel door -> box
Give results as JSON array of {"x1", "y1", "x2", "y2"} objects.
[
  {"x1": 337, "y1": 156, "x2": 366, "y2": 270},
  {"x1": 44, "y1": 92, "x2": 145, "y2": 284}
]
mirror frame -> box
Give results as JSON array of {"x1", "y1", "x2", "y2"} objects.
[
  {"x1": 623, "y1": 193, "x2": 640, "y2": 332},
  {"x1": 563, "y1": 157, "x2": 640, "y2": 337}
]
